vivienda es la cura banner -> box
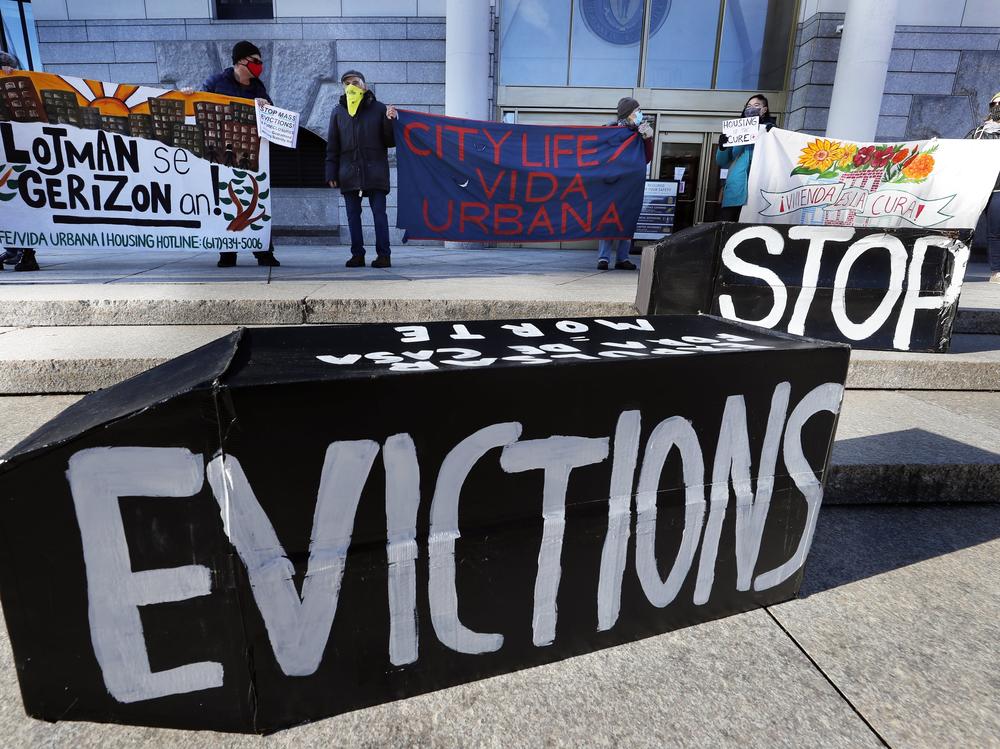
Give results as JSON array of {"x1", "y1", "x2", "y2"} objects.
[
  {"x1": 0, "y1": 70, "x2": 272, "y2": 253},
  {"x1": 742, "y1": 127, "x2": 1000, "y2": 229},
  {"x1": 394, "y1": 110, "x2": 647, "y2": 243}
]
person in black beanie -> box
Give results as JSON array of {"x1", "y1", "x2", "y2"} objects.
[
  {"x1": 202, "y1": 40, "x2": 280, "y2": 268},
  {"x1": 596, "y1": 96, "x2": 654, "y2": 271}
]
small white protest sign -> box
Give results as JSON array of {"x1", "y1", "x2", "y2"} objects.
[
  {"x1": 255, "y1": 101, "x2": 300, "y2": 148},
  {"x1": 722, "y1": 116, "x2": 760, "y2": 148}
]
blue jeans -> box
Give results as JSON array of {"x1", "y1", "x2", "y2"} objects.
[
  {"x1": 988, "y1": 192, "x2": 1000, "y2": 272},
  {"x1": 598, "y1": 239, "x2": 632, "y2": 263},
  {"x1": 344, "y1": 191, "x2": 390, "y2": 257}
]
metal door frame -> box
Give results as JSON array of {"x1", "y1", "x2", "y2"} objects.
[{"x1": 654, "y1": 130, "x2": 716, "y2": 225}]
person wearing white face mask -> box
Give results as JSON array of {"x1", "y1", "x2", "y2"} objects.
[
  {"x1": 596, "y1": 97, "x2": 654, "y2": 271},
  {"x1": 716, "y1": 94, "x2": 777, "y2": 223},
  {"x1": 966, "y1": 91, "x2": 1000, "y2": 283}
]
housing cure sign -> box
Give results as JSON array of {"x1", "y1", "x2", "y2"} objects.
[
  {"x1": 0, "y1": 70, "x2": 271, "y2": 252},
  {"x1": 0, "y1": 318, "x2": 849, "y2": 733},
  {"x1": 394, "y1": 110, "x2": 647, "y2": 242}
]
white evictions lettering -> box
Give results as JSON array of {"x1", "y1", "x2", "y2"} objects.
[
  {"x1": 721, "y1": 227, "x2": 962, "y2": 347},
  {"x1": 70, "y1": 381, "x2": 844, "y2": 702},
  {"x1": 205, "y1": 440, "x2": 379, "y2": 676},
  {"x1": 500, "y1": 435, "x2": 610, "y2": 646},
  {"x1": 67, "y1": 447, "x2": 223, "y2": 703}
]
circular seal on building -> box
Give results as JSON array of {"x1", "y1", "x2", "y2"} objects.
[{"x1": 578, "y1": 0, "x2": 672, "y2": 46}]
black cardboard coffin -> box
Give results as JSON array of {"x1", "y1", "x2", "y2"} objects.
[
  {"x1": 0, "y1": 316, "x2": 850, "y2": 733},
  {"x1": 636, "y1": 222, "x2": 971, "y2": 352}
]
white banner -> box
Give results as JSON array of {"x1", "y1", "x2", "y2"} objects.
[
  {"x1": 0, "y1": 71, "x2": 271, "y2": 252},
  {"x1": 741, "y1": 128, "x2": 1000, "y2": 229},
  {"x1": 255, "y1": 100, "x2": 299, "y2": 148}
]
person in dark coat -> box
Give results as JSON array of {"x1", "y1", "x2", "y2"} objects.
[
  {"x1": 716, "y1": 94, "x2": 778, "y2": 223},
  {"x1": 201, "y1": 40, "x2": 279, "y2": 268},
  {"x1": 326, "y1": 70, "x2": 397, "y2": 268},
  {"x1": 596, "y1": 96, "x2": 654, "y2": 271},
  {"x1": 966, "y1": 91, "x2": 1000, "y2": 283}
]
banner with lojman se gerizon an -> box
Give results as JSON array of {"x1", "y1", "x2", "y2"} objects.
[{"x1": 0, "y1": 70, "x2": 271, "y2": 253}]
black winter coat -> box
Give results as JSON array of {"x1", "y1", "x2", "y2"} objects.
[{"x1": 325, "y1": 89, "x2": 395, "y2": 193}]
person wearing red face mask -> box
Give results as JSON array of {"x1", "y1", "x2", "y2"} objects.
[{"x1": 202, "y1": 40, "x2": 280, "y2": 268}]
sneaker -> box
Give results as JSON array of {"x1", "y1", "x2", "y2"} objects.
[
  {"x1": 217, "y1": 252, "x2": 237, "y2": 267},
  {"x1": 0, "y1": 249, "x2": 20, "y2": 267},
  {"x1": 371, "y1": 255, "x2": 391, "y2": 269},
  {"x1": 254, "y1": 251, "x2": 280, "y2": 267},
  {"x1": 597, "y1": 259, "x2": 609, "y2": 270},
  {"x1": 614, "y1": 260, "x2": 637, "y2": 270},
  {"x1": 346, "y1": 255, "x2": 365, "y2": 268},
  {"x1": 14, "y1": 249, "x2": 38, "y2": 272},
  {"x1": 990, "y1": 271, "x2": 1000, "y2": 284}
]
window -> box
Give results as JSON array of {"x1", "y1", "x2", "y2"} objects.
[
  {"x1": 0, "y1": 0, "x2": 40, "y2": 71},
  {"x1": 497, "y1": 0, "x2": 794, "y2": 92},
  {"x1": 568, "y1": 0, "x2": 645, "y2": 86},
  {"x1": 715, "y1": 0, "x2": 795, "y2": 91},
  {"x1": 215, "y1": 0, "x2": 274, "y2": 21},
  {"x1": 500, "y1": 0, "x2": 572, "y2": 86},
  {"x1": 643, "y1": 0, "x2": 720, "y2": 89}
]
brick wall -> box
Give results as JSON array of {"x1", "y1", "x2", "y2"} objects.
[{"x1": 788, "y1": 12, "x2": 1000, "y2": 140}]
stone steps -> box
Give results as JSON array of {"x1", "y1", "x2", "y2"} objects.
[{"x1": 0, "y1": 325, "x2": 996, "y2": 395}]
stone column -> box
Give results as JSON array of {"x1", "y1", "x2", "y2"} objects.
[
  {"x1": 445, "y1": 0, "x2": 491, "y2": 120},
  {"x1": 825, "y1": 0, "x2": 899, "y2": 142}
]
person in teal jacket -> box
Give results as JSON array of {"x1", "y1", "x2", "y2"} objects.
[{"x1": 716, "y1": 94, "x2": 776, "y2": 222}]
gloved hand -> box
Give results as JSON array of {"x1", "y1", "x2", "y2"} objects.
[{"x1": 718, "y1": 132, "x2": 729, "y2": 149}]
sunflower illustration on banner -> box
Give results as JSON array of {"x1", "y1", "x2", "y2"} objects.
[{"x1": 742, "y1": 127, "x2": 1000, "y2": 229}]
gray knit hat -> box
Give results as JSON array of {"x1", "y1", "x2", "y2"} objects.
[{"x1": 617, "y1": 96, "x2": 639, "y2": 120}]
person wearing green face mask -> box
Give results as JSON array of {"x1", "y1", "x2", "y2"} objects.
[
  {"x1": 326, "y1": 70, "x2": 399, "y2": 268},
  {"x1": 966, "y1": 92, "x2": 1000, "y2": 283}
]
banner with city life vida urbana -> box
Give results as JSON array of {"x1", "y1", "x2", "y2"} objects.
[
  {"x1": 742, "y1": 127, "x2": 1000, "y2": 229},
  {"x1": 0, "y1": 70, "x2": 271, "y2": 252}
]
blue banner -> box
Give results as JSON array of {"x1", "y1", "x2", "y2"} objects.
[{"x1": 394, "y1": 111, "x2": 647, "y2": 243}]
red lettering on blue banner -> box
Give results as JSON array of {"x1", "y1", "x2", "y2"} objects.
[{"x1": 394, "y1": 110, "x2": 646, "y2": 242}]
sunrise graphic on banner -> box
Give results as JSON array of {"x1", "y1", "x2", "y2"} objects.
[
  {"x1": 0, "y1": 70, "x2": 271, "y2": 253},
  {"x1": 394, "y1": 110, "x2": 647, "y2": 243},
  {"x1": 742, "y1": 127, "x2": 1000, "y2": 229}
]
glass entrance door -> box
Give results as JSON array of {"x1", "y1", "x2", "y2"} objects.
[
  {"x1": 656, "y1": 131, "x2": 732, "y2": 229},
  {"x1": 657, "y1": 135, "x2": 702, "y2": 232}
]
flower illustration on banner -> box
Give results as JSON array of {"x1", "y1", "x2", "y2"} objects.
[
  {"x1": 795, "y1": 138, "x2": 844, "y2": 173},
  {"x1": 789, "y1": 137, "x2": 937, "y2": 184},
  {"x1": 853, "y1": 146, "x2": 876, "y2": 168},
  {"x1": 870, "y1": 146, "x2": 894, "y2": 169},
  {"x1": 837, "y1": 144, "x2": 858, "y2": 168},
  {"x1": 902, "y1": 152, "x2": 936, "y2": 181}
]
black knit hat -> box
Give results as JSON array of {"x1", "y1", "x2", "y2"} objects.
[
  {"x1": 232, "y1": 40, "x2": 261, "y2": 64},
  {"x1": 617, "y1": 97, "x2": 640, "y2": 120},
  {"x1": 340, "y1": 69, "x2": 366, "y2": 84}
]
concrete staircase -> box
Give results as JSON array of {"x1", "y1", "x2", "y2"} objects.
[{"x1": 0, "y1": 245, "x2": 997, "y2": 505}]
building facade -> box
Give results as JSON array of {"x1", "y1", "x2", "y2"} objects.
[{"x1": 14, "y1": 0, "x2": 1000, "y2": 243}]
